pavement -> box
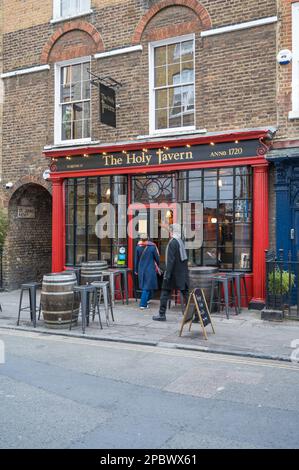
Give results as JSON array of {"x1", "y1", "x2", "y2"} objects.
[{"x1": 1, "y1": 289, "x2": 299, "y2": 362}]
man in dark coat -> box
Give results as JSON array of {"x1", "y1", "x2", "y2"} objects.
[{"x1": 153, "y1": 224, "x2": 189, "y2": 321}]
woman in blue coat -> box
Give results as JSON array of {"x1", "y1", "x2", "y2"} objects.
[{"x1": 134, "y1": 234, "x2": 160, "y2": 309}]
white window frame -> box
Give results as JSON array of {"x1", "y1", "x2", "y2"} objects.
[
  {"x1": 52, "y1": 0, "x2": 92, "y2": 23},
  {"x1": 149, "y1": 34, "x2": 196, "y2": 136},
  {"x1": 54, "y1": 56, "x2": 92, "y2": 146},
  {"x1": 289, "y1": 2, "x2": 299, "y2": 119}
]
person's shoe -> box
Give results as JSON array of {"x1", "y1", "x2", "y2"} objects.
[
  {"x1": 152, "y1": 314, "x2": 166, "y2": 321},
  {"x1": 140, "y1": 305, "x2": 149, "y2": 310}
]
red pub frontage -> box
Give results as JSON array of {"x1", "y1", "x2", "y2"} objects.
[{"x1": 44, "y1": 127, "x2": 274, "y2": 310}]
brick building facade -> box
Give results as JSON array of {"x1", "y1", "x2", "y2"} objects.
[{"x1": 0, "y1": 0, "x2": 279, "y2": 307}]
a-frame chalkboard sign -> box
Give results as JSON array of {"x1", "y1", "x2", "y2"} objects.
[{"x1": 179, "y1": 288, "x2": 215, "y2": 340}]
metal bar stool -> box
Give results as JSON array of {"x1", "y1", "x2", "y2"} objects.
[
  {"x1": 91, "y1": 281, "x2": 114, "y2": 325},
  {"x1": 209, "y1": 274, "x2": 240, "y2": 319},
  {"x1": 70, "y1": 285, "x2": 102, "y2": 334},
  {"x1": 17, "y1": 282, "x2": 41, "y2": 328},
  {"x1": 116, "y1": 268, "x2": 136, "y2": 304},
  {"x1": 231, "y1": 272, "x2": 249, "y2": 311},
  {"x1": 100, "y1": 270, "x2": 124, "y2": 306},
  {"x1": 168, "y1": 290, "x2": 186, "y2": 314}
]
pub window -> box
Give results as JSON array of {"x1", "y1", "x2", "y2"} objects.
[
  {"x1": 65, "y1": 176, "x2": 128, "y2": 266},
  {"x1": 150, "y1": 35, "x2": 195, "y2": 134},
  {"x1": 53, "y1": 0, "x2": 91, "y2": 20},
  {"x1": 55, "y1": 58, "x2": 91, "y2": 144},
  {"x1": 177, "y1": 167, "x2": 253, "y2": 271}
]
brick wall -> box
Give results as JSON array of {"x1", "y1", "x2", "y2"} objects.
[
  {"x1": 276, "y1": 0, "x2": 299, "y2": 141},
  {"x1": 0, "y1": 0, "x2": 279, "y2": 286}
]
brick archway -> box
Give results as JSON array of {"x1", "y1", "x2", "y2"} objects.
[
  {"x1": 132, "y1": 0, "x2": 212, "y2": 44},
  {"x1": 41, "y1": 20, "x2": 104, "y2": 64},
  {"x1": 3, "y1": 182, "x2": 52, "y2": 289}
]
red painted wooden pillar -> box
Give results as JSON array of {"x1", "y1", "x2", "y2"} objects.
[
  {"x1": 51, "y1": 177, "x2": 65, "y2": 273},
  {"x1": 249, "y1": 163, "x2": 269, "y2": 309}
]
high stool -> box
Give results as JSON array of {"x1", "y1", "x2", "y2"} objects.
[
  {"x1": 116, "y1": 268, "x2": 136, "y2": 304},
  {"x1": 209, "y1": 275, "x2": 240, "y2": 319},
  {"x1": 168, "y1": 290, "x2": 186, "y2": 314},
  {"x1": 231, "y1": 272, "x2": 249, "y2": 311},
  {"x1": 17, "y1": 282, "x2": 41, "y2": 328},
  {"x1": 91, "y1": 281, "x2": 114, "y2": 325},
  {"x1": 70, "y1": 285, "x2": 102, "y2": 334},
  {"x1": 100, "y1": 270, "x2": 124, "y2": 306}
]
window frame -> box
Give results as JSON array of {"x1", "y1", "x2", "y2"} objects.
[
  {"x1": 149, "y1": 34, "x2": 196, "y2": 135},
  {"x1": 54, "y1": 56, "x2": 92, "y2": 146},
  {"x1": 289, "y1": 2, "x2": 299, "y2": 119},
  {"x1": 52, "y1": 0, "x2": 92, "y2": 22}
]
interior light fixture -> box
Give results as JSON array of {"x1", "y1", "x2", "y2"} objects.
[{"x1": 211, "y1": 217, "x2": 217, "y2": 224}]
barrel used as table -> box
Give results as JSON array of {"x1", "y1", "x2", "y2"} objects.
[
  {"x1": 80, "y1": 261, "x2": 108, "y2": 285},
  {"x1": 41, "y1": 272, "x2": 79, "y2": 328},
  {"x1": 189, "y1": 266, "x2": 219, "y2": 311}
]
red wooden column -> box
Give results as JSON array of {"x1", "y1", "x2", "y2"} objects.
[
  {"x1": 249, "y1": 163, "x2": 269, "y2": 309},
  {"x1": 51, "y1": 177, "x2": 65, "y2": 273}
]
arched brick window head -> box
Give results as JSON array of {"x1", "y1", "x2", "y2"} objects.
[
  {"x1": 132, "y1": 0, "x2": 212, "y2": 44},
  {"x1": 41, "y1": 21, "x2": 104, "y2": 64}
]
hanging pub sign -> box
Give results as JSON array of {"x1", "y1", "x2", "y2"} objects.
[
  {"x1": 100, "y1": 83, "x2": 116, "y2": 128},
  {"x1": 179, "y1": 288, "x2": 215, "y2": 340}
]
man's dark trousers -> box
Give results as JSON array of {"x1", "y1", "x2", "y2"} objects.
[{"x1": 159, "y1": 289, "x2": 188, "y2": 316}]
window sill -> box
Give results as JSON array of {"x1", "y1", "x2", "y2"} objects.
[
  {"x1": 288, "y1": 110, "x2": 299, "y2": 120},
  {"x1": 51, "y1": 10, "x2": 93, "y2": 24},
  {"x1": 138, "y1": 128, "x2": 207, "y2": 140},
  {"x1": 50, "y1": 139, "x2": 94, "y2": 149}
]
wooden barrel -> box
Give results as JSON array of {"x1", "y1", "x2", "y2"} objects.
[
  {"x1": 80, "y1": 261, "x2": 108, "y2": 285},
  {"x1": 41, "y1": 272, "x2": 79, "y2": 329},
  {"x1": 189, "y1": 266, "x2": 219, "y2": 311}
]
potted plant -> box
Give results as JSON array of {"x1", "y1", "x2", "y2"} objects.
[{"x1": 262, "y1": 269, "x2": 296, "y2": 321}]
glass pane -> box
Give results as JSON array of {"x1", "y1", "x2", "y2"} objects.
[
  {"x1": 155, "y1": 89, "x2": 168, "y2": 109},
  {"x1": 203, "y1": 246, "x2": 217, "y2": 265},
  {"x1": 155, "y1": 66, "x2": 167, "y2": 87},
  {"x1": 83, "y1": 62, "x2": 90, "y2": 81},
  {"x1": 66, "y1": 244, "x2": 74, "y2": 265},
  {"x1": 235, "y1": 174, "x2": 251, "y2": 198},
  {"x1": 62, "y1": 120, "x2": 71, "y2": 140},
  {"x1": 73, "y1": 120, "x2": 83, "y2": 140},
  {"x1": 235, "y1": 223, "x2": 251, "y2": 245},
  {"x1": 61, "y1": 83, "x2": 71, "y2": 102},
  {"x1": 204, "y1": 177, "x2": 217, "y2": 200},
  {"x1": 72, "y1": 64, "x2": 81, "y2": 83},
  {"x1": 189, "y1": 179, "x2": 202, "y2": 201},
  {"x1": 181, "y1": 40, "x2": 194, "y2": 62},
  {"x1": 62, "y1": 104, "x2": 72, "y2": 121},
  {"x1": 82, "y1": 80, "x2": 90, "y2": 100},
  {"x1": 219, "y1": 176, "x2": 233, "y2": 200},
  {"x1": 88, "y1": 246, "x2": 99, "y2": 262},
  {"x1": 182, "y1": 85, "x2": 194, "y2": 111},
  {"x1": 73, "y1": 102, "x2": 83, "y2": 120},
  {"x1": 154, "y1": 46, "x2": 166, "y2": 66},
  {"x1": 168, "y1": 63, "x2": 181, "y2": 86},
  {"x1": 169, "y1": 113, "x2": 181, "y2": 129},
  {"x1": 219, "y1": 244, "x2": 233, "y2": 269},
  {"x1": 167, "y1": 43, "x2": 181, "y2": 64},
  {"x1": 156, "y1": 108, "x2": 168, "y2": 129},
  {"x1": 83, "y1": 101, "x2": 90, "y2": 119},
  {"x1": 76, "y1": 245, "x2": 86, "y2": 264},
  {"x1": 234, "y1": 248, "x2": 251, "y2": 270},
  {"x1": 181, "y1": 62, "x2": 194, "y2": 83},
  {"x1": 203, "y1": 222, "x2": 217, "y2": 244},
  {"x1": 83, "y1": 120, "x2": 90, "y2": 139},
  {"x1": 88, "y1": 204, "x2": 98, "y2": 225},
  {"x1": 71, "y1": 82, "x2": 81, "y2": 101},
  {"x1": 61, "y1": 66, "x2": 71, "y2": 86}
]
